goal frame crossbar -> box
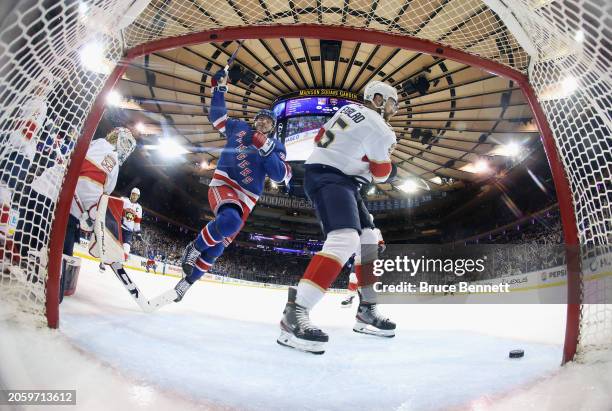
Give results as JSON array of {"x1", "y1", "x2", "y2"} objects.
[{"x1": 46, "y1": 24, "x2": 581, "y2": 363}]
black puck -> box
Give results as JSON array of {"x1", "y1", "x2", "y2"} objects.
[{"x1": 509, "y1": 349, "x2": 524, "y2": 358}]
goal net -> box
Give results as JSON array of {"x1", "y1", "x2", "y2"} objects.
[{"x1": 0, "y1": 0, "x2": 609, "y2": 363}]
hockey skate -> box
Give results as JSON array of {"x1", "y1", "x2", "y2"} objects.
[
  {"x1": 173, "y1": 278, "x2": 192, "y2": 302},
  {"x1": 277, "y1": 287, "x2": 329, "y2": 354},
  {"x1": 340, "y1": 295, "x2": 354, "y2": 308},
  {"x1": 353, "y1": 293, "x2": 396, "y2": 337},
  {"x1": 99, "y1": 262, "x2": 106, "y2": 272},
  {"x1": 181, "y1": 241, "x2": 200, "y2": 277}
]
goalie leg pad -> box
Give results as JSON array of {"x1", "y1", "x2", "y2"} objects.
[
  {"x1": 91, "y1": 195, "x2": 126, "y2": 264},
  {"x1": 62, "y1": 254, "x2": 81, "y2": 297}
]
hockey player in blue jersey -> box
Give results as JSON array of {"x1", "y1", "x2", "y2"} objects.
[{"x1": 171, "y1": 68, "x2": 292, "y2": 301}]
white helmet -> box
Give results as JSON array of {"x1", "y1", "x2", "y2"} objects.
[
  {"x1": 106, "y1": 127, "x2": 136, "y2": 164},
  {"x1": 363, "y1": 80, "x2": 398, "y2": 112},
  {"x1": 130, "y1": 187, "x2": 140, "y2": 201}
]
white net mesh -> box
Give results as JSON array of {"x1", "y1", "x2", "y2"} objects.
[
  {"x1": 0, "y1": 0, "x2": 125, "y2": 322},
  {"x1": 503, "y1": 0, "x2": 611, "y2": 361},
  {"x1": 0, "y1": 0, "x2": 609, "y2": 360}
]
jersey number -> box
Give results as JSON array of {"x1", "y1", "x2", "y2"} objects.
[{"x1": 315, "y1": 117, "x2": 348, "y2": 148}]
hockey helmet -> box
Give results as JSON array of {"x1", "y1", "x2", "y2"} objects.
[
  {"x1": 363, "y1": 81, "x2": 398, "y2": 112},
  {"x1": 130, "y1": 187, "x2": 140, "y2": 201},
  {"x1": 254, "y1": 109, "x2": 276, "y2": 127}
]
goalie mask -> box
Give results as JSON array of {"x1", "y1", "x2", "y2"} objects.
[
  {"x1": 106, "y1": 127, "x2": 136, "y2": 164},
  {"x1": 363, "y1": 81, "x2": 399, "y2": 117}
]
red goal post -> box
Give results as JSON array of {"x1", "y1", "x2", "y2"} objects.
[{"x1": 0, "y1": 0, "x2": 608, "y2": 364}]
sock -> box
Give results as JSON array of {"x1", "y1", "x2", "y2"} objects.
[
  {"x1": 186, "y1": 242, "x2": 225, "y2": 283},
  {"x1": 296, "y1": 253, "x2": 343, "y2": 309},
  {"x1": 194, "y1": 206, "x2": 242, "y2": 252},
  {"x1": 296, "y1": 280, "x2": 325, "y2": 309},
  {"x1": 186, "y1": 256, "x2": 213, "y2": 283},
  {"x1": 359, "y1": 285, "x2": 377, "y2": 303},
  {"x1": 194, "y1": 222, "x2": 221, "y2": 252}
]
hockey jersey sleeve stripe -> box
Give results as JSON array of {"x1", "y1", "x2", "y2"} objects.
[
  {"x1": 80, "y1": 158, "x2": 107, "y2": 185},
  {"x1": 212, "y1": 114, "x2": 228, "y2": 130},
  {"x1": 369, "y1": 161, "x2": 392, "y2": 181}
]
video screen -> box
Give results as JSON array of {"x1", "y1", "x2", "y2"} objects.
[
  {"x1": 273, "y1": 97, "x2": 353, "y2": 119},
  {"x1": 283, "y1": 116, "x2": 328, "y2": 162}
]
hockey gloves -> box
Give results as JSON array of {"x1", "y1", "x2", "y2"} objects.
[
  {"x1": 211, "y1": 69, "x2": 228, "y2": 93},
  {"x1": 244, "y1": 131, "x2": 275, "y2": 157}
]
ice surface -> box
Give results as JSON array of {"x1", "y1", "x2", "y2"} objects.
[{"x1": 0, "y1": 258, "x2": 610, "y2": 410}]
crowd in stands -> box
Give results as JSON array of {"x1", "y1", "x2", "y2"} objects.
[
  {"x1": 130, "y1": 214, "x2": 194, "y2": 265},
  {"x1": 462, "y1": 208, "x2": 564, "y2": 279},
  {"x1": 126, "y1": 206, "x2": 566, "y2": 287}
]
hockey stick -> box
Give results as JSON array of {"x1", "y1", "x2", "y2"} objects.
[
  {"x1": 109, "y1": 262, "x2": 156, "y2": 313},
  {"x1": 225, "y1": 39, "x2": 244, "y2": 70},
  {"x1": 146, "y1": 288, "x2": 179, "y2": 311}
]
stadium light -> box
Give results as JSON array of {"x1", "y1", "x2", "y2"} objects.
[
  {"x1": 78, "y1": 2, "x2": 89, "y2": 17},
  {"x1": 106, "y1": 90, "x2": 122, "y2": 106},
  {"x1": 368, "y1": 186, "x2": 376, "y2": 195},
  {"x1": 473, "y1": 159, "x2": 490, "y2": 173},
  {"x1": 270, "y1": 181, "x2": 278, "y2": 189},
  {"x1": 562, "y1": 76, "x2": 578, "y2": 95},
  {"x1": 80, "y1": 41, "x2": 106, "y2": 73},
  {"x1": 135, "y1": 122, "x2": 146, "y2": 133},
  {"x1": 505, "y1": 142, "x2": 521, "y2": 157},
  {"x1": 574, "y1": 30, "x2": 584, "y2": 42},
  {"x1": 158, "y1": 137, "x2": 188, "y2": 157},
  {"x1": 200, "y1": 160, "x2": 209, "y2": 169},
  {"x1": 489, "y1": 141, "x2": 523, "y2": 157},
  {"x1": 398, "y1": 180, "x2": 418, "y2": 193}
]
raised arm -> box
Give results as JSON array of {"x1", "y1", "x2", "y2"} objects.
[{"x1": 208, "y1": 69, "x2": 230, "y2": 134}]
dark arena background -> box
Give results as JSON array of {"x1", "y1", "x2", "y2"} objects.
[{"x1": 0, "y1": 1, "x2": 610, "y2": 410}]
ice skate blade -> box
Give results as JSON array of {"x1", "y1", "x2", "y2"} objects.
[
  {"x1": 340, "y1": 303, "x2": 353, "y2": 308},
  {"x1": 353, "y1": 321, "x2": 395, "y2": 338},
  {"x1": 277, "y1": 330, "x2": 326, "y2": 354}
]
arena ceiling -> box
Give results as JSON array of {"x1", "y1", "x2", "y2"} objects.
[{"x1": 114, "y1": 37, "x2": 539, "y2": 194}]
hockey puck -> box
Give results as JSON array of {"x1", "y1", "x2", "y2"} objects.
[{"x1": 509, "y1": 349, "x2": 524, "y2": 358}]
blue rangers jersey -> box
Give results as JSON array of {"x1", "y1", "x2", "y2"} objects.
[{"x1": 208, "y1": 89, "x2": 291, "y2": 211}]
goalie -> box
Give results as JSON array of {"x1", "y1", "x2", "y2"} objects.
[
  {"x1": 99, "y1": 187, "x2": 142, "y2": 272},
  {"x1": 64, "y1": 127, "x2": 136, "y2": 296}
]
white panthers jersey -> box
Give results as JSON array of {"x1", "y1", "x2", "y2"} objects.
[
  {"x1": 70, "y1": 139, "x2": 119, "y2": 220},
  {"x1": 8, "y1": 97, "x2": 47, "y2": 160},
  {"x1": 306, "y1": 103, "x2": 396, "y2": 183},
  {"x1": 121, "y1": 197, "x2": 142, "y2": 232}
]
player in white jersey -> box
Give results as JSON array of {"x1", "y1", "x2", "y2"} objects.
[
  {"x1": 99, "y1": 186, "x2": 143, "y2": 272},
  {"x1": 0, "y1": 74, "x2": 51, "y2": 191},
  {"x1": 68, "y1": 127, "x2": 135, "y2": 271},
  {"x1": 278, "y1": 81, "x2": 398, "y2": 354},
  {"x1": 121, "y1": 187, "x2": 143, "y2": 254}
]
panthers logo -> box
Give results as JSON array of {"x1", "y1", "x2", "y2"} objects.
[{"x1": 125, "y1": 210, "x2": 135, "y2": 221}]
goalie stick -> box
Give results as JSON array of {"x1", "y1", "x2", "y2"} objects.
[{"x1": 109, "y1": 262, "x2": 157, "y2": 313}]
